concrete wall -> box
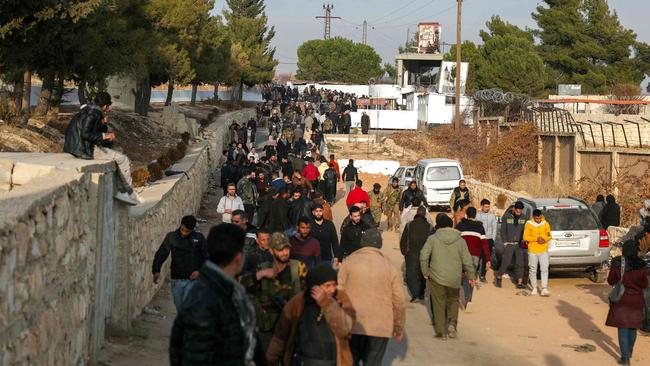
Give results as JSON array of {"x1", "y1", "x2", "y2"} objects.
[{"x1": 0, "y1": 108, "x2": 245, "y2": 364}]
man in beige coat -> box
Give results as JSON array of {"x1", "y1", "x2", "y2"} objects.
[{"x1": 338, "y1": 228, "x2": 406, "y2": 366}]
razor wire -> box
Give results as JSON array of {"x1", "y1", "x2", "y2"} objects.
[{"x1": 472, "y1": 88, "x2": 532, "y2": 107}]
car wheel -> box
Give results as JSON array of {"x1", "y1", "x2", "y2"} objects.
[{"x1": 589, "y1": 268, "x2": 608, "y2": 283}]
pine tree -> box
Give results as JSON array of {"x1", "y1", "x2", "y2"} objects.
[{"x1": 224, "y1": 0, "x2": 277, "y2": 100}]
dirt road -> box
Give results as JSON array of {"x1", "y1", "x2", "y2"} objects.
[{"x1": 99, "y1": 127, "x2": 649, "y2": 365}]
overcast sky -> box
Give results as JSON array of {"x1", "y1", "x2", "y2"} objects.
[{"x1": 213, "y1": 0, "x2": 649, "y2": 75}]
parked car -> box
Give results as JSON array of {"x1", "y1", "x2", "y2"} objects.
[
  {"x1": 387, "y1": 166, "x2": 415, "y2": 190},
  {"x1": 517, "y1": 197, "x2": 611, "y2": 282},
  {"x1": 414, "y1": 158, "x2": 464, "y2": 209}
]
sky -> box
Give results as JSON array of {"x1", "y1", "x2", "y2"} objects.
[{"x1": 213, "y1": 0, "x2": 650, "y2": 75}]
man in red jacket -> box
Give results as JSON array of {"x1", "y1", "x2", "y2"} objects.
[
  {"x1": 301, "y1": 157, "x2": 320, "y2": 188},
  {"x1": 456, "y1": 206, "x2": 491, "y2": 273},
  {"x1": 346, "y1": 180, "x2": 370, "y2": 208}
]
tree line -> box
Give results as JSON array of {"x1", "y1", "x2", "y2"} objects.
[
  {"x1": 0, "y1": 0, "x2": 277, "y2": 121},
  {"x1": 437, "y1": 0, "x2": 650, "y2": 97}
]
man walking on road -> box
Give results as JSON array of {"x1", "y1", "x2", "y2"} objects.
[
  {"x1": 523, "y1": 209, "x2": 552, "y2": 296},
  {"x1": 342, "y1": 159, "x2": 359, "y2": 193},
  {"x1": 420, "y1": 214, "x2": 475, "y2": 340},
  {"x1": 250, "y1": 232, "x2": 306, "y2": 348},
  {"x1": 382, "y1": 177, "x2": 402, "y2": 232},
  {"x1": 476, "y1": 199, "x2": 498, "y2": 282},
  {"x1": 217, "y1": 183, "x2": 245, "y2": 224},
  {"x1": 289, "y1": 217, "x2": 322, "y2": 269},
  {"x1": 400, "y1": 206, "x2": 432, "y2": 302},
  {"x1": 152, "y1": 216, "x2": 207, "y2": 311},
  {"x1": 322, "y1": 163, "x2": 339, "y2": 204},
  {"x1": 494, "y1": 201, "x2": 529, "y2": 289},
  {"x1": 237, "y1": 169, "x2": 257, "y2": 222},
  {"x1": 311, "y1": 204, "x2": 340, "y2": 267},
  {"x1": 346, "y1": 180, "x2": 370, "y2": 208},
  {"x1": 400, "y1": 181, "x2": 425, "y2": 212},
  {"x1": 449, "y1": 179, "x2": 471, "y2": 212},
  {"x1": 368, "y1": 183, "x2": 383, "y2": 225},
  {"x1": 339, "y1": 206, "x2": 367, "y2": 260},
  {"x1": 338, "y1": 228, "x2": 406, "y2": 365},
  {"x1": 360, "y1": 111, "x2": 370, "y2": 134},
  {"x1": 170, "y1": 223, "x2": 260, "y2": 365}
]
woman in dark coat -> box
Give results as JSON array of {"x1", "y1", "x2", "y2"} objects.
[
  {"x1": 600, "y1": 194, "x2": 621, "y2": 229},
  {"x1": 605, "y1": 240, "x2": 648, "y2": 365}
]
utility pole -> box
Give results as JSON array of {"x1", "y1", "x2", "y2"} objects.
[
  {"x1": 454, "y1": 0, "x2": 463, "y2": 130},
  {"x1": 362, "y1": 20, "x2": 368, "y2": 45},
  {"x1": 316, "y1": 4, "x2": 340, "y2": 40},
  {"x1": 405, "y1": 27, "x2": 410, "y2": 49}
]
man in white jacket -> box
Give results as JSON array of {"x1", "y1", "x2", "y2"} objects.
[{"x1": 217, "y1": 183, "x2": 244, "y2": 223}]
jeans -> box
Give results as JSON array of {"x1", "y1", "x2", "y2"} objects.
[
  {"x1": 429, "y1": 280, "x2": 460, "y2": 336},
  {"x1": 171, "y1": 279, "x2": 194, "y2": 311},
  {"x1": 345, "y1": 181, "x2": 355, "y2": 193},
  {"x1": 350, "y1": 335, "x2": 389, "y2": 366},
  {"x1": 618, "y1": 328, "x2": 637, "y2": 360},
  {"x1": 528, "y1": 251, "x2": 549, "y2": 290}
]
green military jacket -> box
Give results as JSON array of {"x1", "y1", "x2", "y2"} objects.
[{"x1": 254, "y1": 260, "x2": 306, "y2": 332}]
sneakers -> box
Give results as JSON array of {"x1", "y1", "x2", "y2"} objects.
[
  {"x1": 617, "y1": 357, "x2": 630, "y2": 365},
  {"x1": 479, "y1": 276, "x2": 487, "y2": 283},
  {"x1": 502, "y1": 274, "x2": 511, "y2": 280},
  {"x1": 129, "y1": 191, "x2": 142, "y2": 204},
  {"x1": 115, "y1": 191, "x2": 139, "y2": 206},
  {"x1": 448, "y1": 325, "x2": 458, "y2": 339},
  {"x1": 540, "y1": 288, "x2": 550, "y2": 297},
  {"x1": 530, "y1": 288, "x2": 539, "y2": 296},
  {"x1": 494, "y1": 278, "x2": 502, "y2": 288},
  {"x1": 516, "y1": 283, "x2": 527, "y2": 290}
]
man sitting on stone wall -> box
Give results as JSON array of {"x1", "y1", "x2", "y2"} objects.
[{"x1": 63, "y1": 91, "x2": 140, "y2": 205}]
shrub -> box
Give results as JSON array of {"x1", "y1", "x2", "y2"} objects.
[
  {"x1": 158, "y1": 154, "x2": 172, "y2": 170},
  {"x1": 181, "y1": 132, "x2": 191, "y2": 144},
  {"x1": 168, "y1": 147, "x2": 183, "y2": 162},
  {"x1": 176, "y1": 141, "x2": 187, "y2": 154},
  {"x1": 131, "y1": 168, "x2": 150, "y2": 188},
  {"x1": 147, "y1": 162, "x2": 164, "y2": 181}
]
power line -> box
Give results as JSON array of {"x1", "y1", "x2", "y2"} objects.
[
  {"x1": 368, "y1": 0, "x2": 421, "y2": 24},
  {"x1": 375, "y1": 0, "x2": 439, "y2": 26},
  {"x1": 372, "y1": 2, "x2": 459, "y2": 30}
]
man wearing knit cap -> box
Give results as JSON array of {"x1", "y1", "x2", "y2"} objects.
[
  {"x1": 338, "y1": 228, "x2": 406, "y2": 365},
  {"x1": 420, "y1": 214, "x2": 475, "y2": 340},
  {"x1": 267, "y1": 264, "x2": 355, "y2": 365}
]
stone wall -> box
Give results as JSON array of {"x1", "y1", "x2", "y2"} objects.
[
  {"x1": 466, "y1": 177, "x2": 531, "y2": 211},
  {"x1": 0, "y1": 171, "x2": 97, "y2": 365},
  {"x1": 0, "y1": 108, "x2": 246, "y2": 364}
]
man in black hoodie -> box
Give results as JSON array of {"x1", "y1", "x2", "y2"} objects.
[
  {"x1": 152, "y1": 216, "x2": 208, "y2": 311},
  {"x1": 339, "y1": 205, "x2": 368, "y2": 260},
  {"x1": 311, "y1": 204, "x2": 340, "y2": 266},
  {"x1": 268, "y1": 188, "x2": 290, "y2": 233},
  {"x1": 494, "y1": 201, "x2": 529, "y2": 289},
  {"x1": 400, "y1": 206, "x2": 432, "y2": 302},
  {"x1": 342, "y1": 159, "x2": 359, "y2": 193}
]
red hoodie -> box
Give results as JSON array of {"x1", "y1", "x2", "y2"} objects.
[
  {"x1": 301, "y1": 163, "x2": 320, "y2": 181},
  {"x1": 456, "y1": 218, "x2": 491, "y2": 262},
  {"x1": 346, "y1": 186, "x2": 370, "y2": 208}
]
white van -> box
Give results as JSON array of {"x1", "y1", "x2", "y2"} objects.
[{"x1": 414, "y1": 158, "x2": 464, "y2": 208}]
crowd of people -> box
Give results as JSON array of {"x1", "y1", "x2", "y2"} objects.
[{"x1": 257, "y1": 84, "x2": 374, "y2": 135}]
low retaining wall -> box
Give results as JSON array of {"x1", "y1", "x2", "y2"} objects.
[
  {"x1": 0, "y1": 108, "x2": 245, "y2": 364},
  {"x1": 465, "y1": 178, "x2": 531, "y2": 210}
]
